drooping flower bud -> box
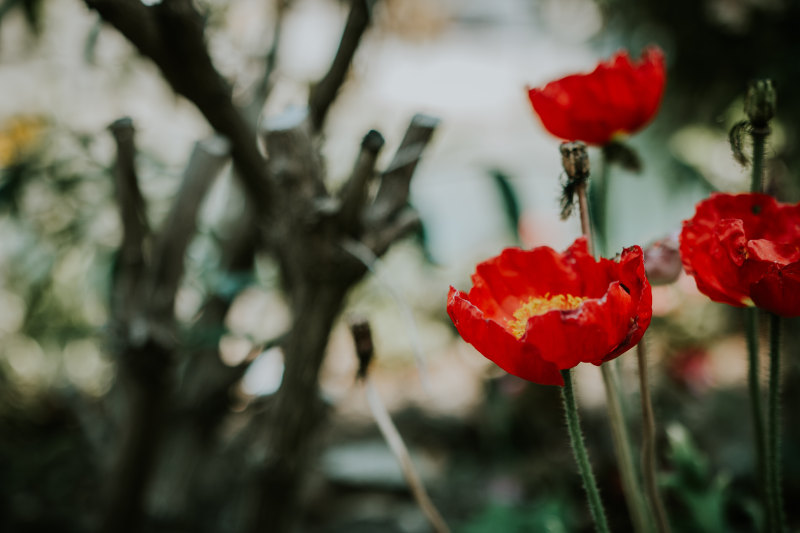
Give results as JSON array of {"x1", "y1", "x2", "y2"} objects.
[{"x1": 559, "y1": 141, "x2": 589, "y2": 220}]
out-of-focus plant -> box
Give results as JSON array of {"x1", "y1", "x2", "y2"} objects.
[
  {"x1": 660, "y1": 423, "x2": 739, "y2": 533},
  {"x1": 461, "y1": 499, "x2": 576, "y2": 533}
]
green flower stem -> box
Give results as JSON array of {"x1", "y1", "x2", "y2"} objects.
[
  {"x1": 577, "y1": 182, "x2": 596, "y2": 256},
  {"x1": 766, "y1": 314, "x2": 785, "y2": 532},
  {"x1": 745, "y1": 308, "x2": 768, "y2": 526},
  {"x1": 637, "y1": 340, "x2": 671, "y2": 533},
  {"x1": 588, "y1": 154, "x2": 610, "y2": 256},
  {"x1": 750, "y1": 128, "x2": 766, "y2": 193},
  {"x1": 577, "y1": 180, "x2": 650, "y2": 533},
  {"x1": 561, "y1": 369, "x2": 611, "y2": 533},
  {"x1": 748, "y1": 109, "x2": 772, "y2": 531},
  {"x1": 600, "y1": 364, "x2": 651, "y2": 533}
]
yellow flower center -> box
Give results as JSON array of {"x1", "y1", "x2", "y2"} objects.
[{"x1": 507, "y1": 293, "x2": 588, "y2": 339}]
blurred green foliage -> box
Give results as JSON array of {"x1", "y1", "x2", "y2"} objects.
[{"x1": 460, "y1": 498, "x2": 576, "y2": 533}]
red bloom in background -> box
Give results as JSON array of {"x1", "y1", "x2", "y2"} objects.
[
  {"x1": 680, "y1": 193, "x2": 800, "y2": 317},
  {"x1": 527, "y1": 47, "x2": 666, "y2": 146},
  {"x1": 447, "y1": 237, "x2": 652, "y2": 386}
]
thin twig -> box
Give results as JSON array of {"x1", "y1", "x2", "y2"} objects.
[
  {"x1": 308, "y1": 0, "x2": 372, "y2": 131},
  {"x1": 350, "y1": 319, "x2": 450, "y2": 533},
  {"x1": 364, "y1": 380, "x2": 451, "y2": 533},
  {"x1": 244, "y1": 0, "x2": 290, "y2": 124}
]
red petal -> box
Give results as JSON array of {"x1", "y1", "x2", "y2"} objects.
[
  {"x1": 680, "y1": 196, "x2": 754, "y2": 306},
  {"x1": 521, "y1": 282, "x2": 635, "y2": 369},
  {"x1": 604, "y1": 245, "x2": 652, "y2": 361},
  {"x1": 746, "y1": 239, "x2": 800, "y2": 264},
  {"x1": 447, "y1": 287, "x2": 564, "y2": 385},
  {"x1": 469, "y1": 245, "x2": 581, "y2": 320},
  {"x1": 750, "y1": 262, "x2": 800, "y2": 317}
]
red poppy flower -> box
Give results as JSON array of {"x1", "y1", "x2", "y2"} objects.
[
  {"x1": 680, "y1": 193, "x2": 800, "y2": 317},
  {"x1": 447, "y1": 237, "x2": 652, "y2": 386},
  {"x1": 527, "y1": 46, "x2": 666, "y2": 146}
]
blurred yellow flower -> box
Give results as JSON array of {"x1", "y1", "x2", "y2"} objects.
[{"x1": 0, "y1": 115, "x2": 47, "y2": 167}]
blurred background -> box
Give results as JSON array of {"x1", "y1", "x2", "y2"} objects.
[{"x1": 1, "y1": 0, "x2": 799, "y2": 531}]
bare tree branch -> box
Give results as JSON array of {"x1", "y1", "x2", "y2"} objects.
[
  {"x1": 364, "y1": 207, "x2": 421, "y2": 256},
  {"x1": 108, "y1": 117, "x2": 149, "y2": 324},
  {"x1": 103, "y1": 125, "x2": 232, "y2": 533},
  {"x1": 261, "y1": 107, "x2": 325, "y2": 202},
  {"x1": 148, "y1": 135, "x2": 230, "y2": 322},
  {"x1": 338, "y1": 129, "x2": 384, "y2": 235},
  {"x1": 103, "y1": 119, "x2": 167, "y2": 533},
  {"x1": 367, "y1": 113, "x2": 439, "y2": 225},
  {"x1": 85, "y1": 0, "x2": 273, "y2": 208},
  {"x1": 308, "y1": 0, "x2": 373, "y2": 131},
  {"x1": 244, "y1": 0, "x2": 292, "y2": 124}
]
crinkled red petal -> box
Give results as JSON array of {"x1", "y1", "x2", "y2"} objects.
[
  {"x1": 521, "y1": 282, "x2": 635, "y2": 369},
  {"x1": 469, "y1": 241, "x2": 583, "y2": 320},
  {"x1": 447, "y1": 287, "x2": 564, "y2": 386},
  {"x1": 680, "y1": 197, "x2": 754, "y2": 306},
  {"x1": 750, "y1": 262, "x2": 800, "y2": 317},
  {"x1": 605, "y1": 245, "x2": 652, "y2": 361}
]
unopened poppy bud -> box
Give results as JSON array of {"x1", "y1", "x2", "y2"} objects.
[
  {"x1": 349, "y1": 318, "x2": 374, "y2": 378},
  {"x1": 560, "y1": 141, "x2": 590, "y2": 180},
  {"x1": 745, "y1": 79, "x2": 776, "y2": 128}
]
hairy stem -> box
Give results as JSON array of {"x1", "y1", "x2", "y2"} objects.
[
  {"x1": 750, "y1": 129, "x2": 767, "y2": 193},
  {"x1": 561, "y1": 369, "x2": 610, "y2": 533},
  {"x1": 576, "y1": 182, "x2": 595, "y2": 256},
  {"x1": 588, "y1": 156, "x2": 609, "y2": 256},
  {"x1": 749, "y1": 112, "x2": 772, "y2": 531},
  {"x1": 766, "y1": 314, "x2": 785, "y2": 532},
  {"x1": 637, "y1": 341, "x2": 671, "y2": 533},
  {"x1": 745, "y1": 308, "x2": 768, "y2": 528}
]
